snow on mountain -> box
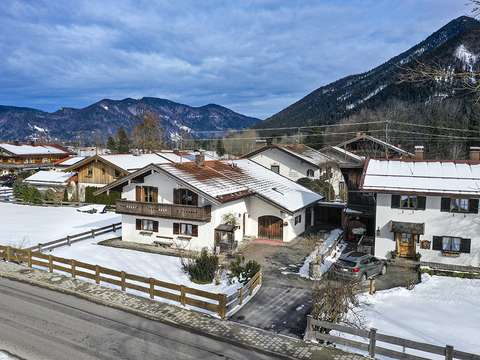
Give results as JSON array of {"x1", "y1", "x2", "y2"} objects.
[{"x1": 455, "y1": 44, "x2": 478, "y2": 72}]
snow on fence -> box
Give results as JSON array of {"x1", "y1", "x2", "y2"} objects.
[
  {"x1": 26, "y1": 223, "x2": 122, "y2": 252},
  {"x1": 304, "y1": 316, "x2": 480, "y2": 360},
  {"x1": 0, "y1": 245, "x2": 262, "y2": 319}
]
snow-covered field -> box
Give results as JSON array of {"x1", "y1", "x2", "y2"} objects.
[
  {"x1": 340, "y1": 274, "x2": 480, "y2": 357},
  {"x1": 0, "y1": 203, "x2": 120, "y2": 248},
  {"x1": 50, "y1": 240, "x2": 241, "y2": 296}
]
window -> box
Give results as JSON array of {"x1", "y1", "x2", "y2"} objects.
[
  {"x1": 135, "y1": 219, "x2": 158, "y2": 232},
  {"x1": 270, "y1": 165, "x2": 280, "y2": 174},
  {"x1": 136, "y1": 186, "x2": 158, "y2": 203},
  {"x1": 391, "y1": 195, "x2": 426, "y2": 210},
  {"x1": 173, "y1": 223, "x2": 198, "y2": 237},
  {"x1": 294, "y1": 214, "x2": 302, "y2": 225},
  {"x1": 114, "y1": 170, "x2": 121, "y2": 178},
  {"x1": 101, "y1": 167, "x2": 106, "y2": 175},
  {"x1": 441, "y1": 197, "x2": 478, "y2": 213},
  {"x1": 432, "y1": 236, "x2": 471, "y2": 254},
  {"x1": 87, "y1": 164, "x2": 93, "y2": 177},
  {"x1": 306, "y1": 169, "x2": 315, "y2": 178},
  {"x1": 173, "y1": 188, "x2": 198, "y2": 206}
]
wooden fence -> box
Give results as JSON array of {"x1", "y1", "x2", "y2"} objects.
[
  {"x1": 0, "y1": 245, "x2": 262, "y2": 319},
  {"x1": 27, "y1": 222, "x2": 122, "y2": 252},
  {"x1": 304, "y1": 316, "x2": 480, "y2": 360},
  {"x1": 225, "y1": 271, "x2": 262, "y2": 315}
]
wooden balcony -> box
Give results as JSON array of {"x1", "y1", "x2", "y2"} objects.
[{"x1": 116, "y1": 200, "x2": 211, "y2": 222}]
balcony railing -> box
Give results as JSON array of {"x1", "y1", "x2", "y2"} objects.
[{"x1": 116, "y1": 200, "x2": 211, "y2": 222}]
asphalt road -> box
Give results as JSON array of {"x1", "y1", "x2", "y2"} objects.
[{"x1": 0, "y1": 278, "x2": 278, "y2": 360}]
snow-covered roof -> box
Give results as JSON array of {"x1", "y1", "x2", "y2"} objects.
[
  {"x1": 158, "y1": 159, "x2": 323, "y2": 212},
  {"x1": 245, "y1": 144, "x2": 332, "y2": 167},
  {"x1": 0, "y1": 143, "x2": 69, "y2": 156},
  {"x1": 99, "y1": 154, "x2": 171, "y2": 172},
  {"x1": 319, "y1": 146, "x2": 364, "y2": 167},
  {"x1": 24, "y1": 171, "x2": 76, "y2": 185},
  {"x1": 56, "y1": 156, "x2": 86, "y2": 166},
  {"x1": 336, "y1": 134, "x2": 414, "y2": 157},
  {"x1": 361, "y1": 159, "x2": 480, "y2": 196},
  {"x1": 156, "y1": 150, "x2": 215, "y2": 163}
]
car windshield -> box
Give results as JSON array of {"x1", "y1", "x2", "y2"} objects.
[{"x1": 337, "y1": 259, "x2": 357, "y2": 267}]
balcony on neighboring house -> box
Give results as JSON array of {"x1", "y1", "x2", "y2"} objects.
[{"x1": 116, "y1": 199, "x2": 212, "y2": 222}]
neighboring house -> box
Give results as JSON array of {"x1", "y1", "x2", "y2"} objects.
[
  {"x1": 244, "y1": 144, "x2": 345, "y2": 199},
  {"x1": 23, "y1": 170, "x2": 77, "y2": 201},
  {"x1": 336, "y1": 132, "x2": 414, "y2": 159},
  {"x1": 96, "y1": 153, "x2": 322, "y2": 252},
  {"x1": 54, "y1": 156, "x2": 86, "y2": 170},
  {"x1": 361, "y1": 154, "x2": 480, "y2": 268},
  {"x1": 64, "y1": 151, "x2": 215, "y2": 201},
  {"x1": 0, "y1": 143, "x2": 71, "y2": 175}
]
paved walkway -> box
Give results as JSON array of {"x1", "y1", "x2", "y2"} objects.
[{"x1": 0, "y1": 261, "x2": 364, "y2": 360}]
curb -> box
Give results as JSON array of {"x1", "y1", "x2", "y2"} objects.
[{"x1": 0, "y1": 269, "x2": 308, "y2": 360}]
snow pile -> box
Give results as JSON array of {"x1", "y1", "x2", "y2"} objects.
[
  {"x1": 298, "y1": 229, "x2": 344, "y2": 279},
  {"x1": 455, "y1": 44, "x2": 478, "y2": 72},
  {"x1": 346, "y1": 85, "x2": 387, "y2": 110},
  {"x1": 0, "y1": 203, "x2": 120, "y2": 248},
  {"x1": 339, "y1": 274, "x2": 480, "y2": 358}
]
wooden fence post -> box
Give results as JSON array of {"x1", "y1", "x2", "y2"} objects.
[
  {"x1": 71, "y1": 259, "x2": 76, "y2": 278},
  {"x1": 180, "y1": 286, "x2": 186, "y2": 306},
  {"x1": 149, "y1": 278, "x2": 155, "y2": 299},
  {"x1": 48, "y1": 255, "x2": 53, "y2": 273},
  {"x1": 218, "y1": 294, "x2": 227, "y2": 320},
  {"x1": 38, "y1": 244, "x2": 42, "y2": 253},
  {"x1": 91, "y1": 229, "x2": 95, "y2": 239},
  {"x1": 445, "y1": 345, "x2": 454, "y2": 360},
  {"x1": 28, "y1": 250, "x2": 32, "y2": 268},
  {"x1": 368, "y1": 328, "x2": 377, "y2": 358},
  {"x1": 112, "y1": 223, "x2": 116, "y2": 232},
  {"x1": 304, "y1": 315, "x2": 315, "y2": 342},
  {"x1": 121, "y1": 271, "x2": 126, "y2": 291},
  {"x1": 95, "y1": 265, "x2": 100, "y2": 284}
]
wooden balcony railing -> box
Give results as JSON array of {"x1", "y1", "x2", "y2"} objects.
[{"x1": 116, "y1": 200, "x2": 211, "y2": 222}]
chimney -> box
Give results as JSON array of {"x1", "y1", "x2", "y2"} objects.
[
  {"x1": 195, "y1": 150, "x2": 205, "y2": 166},
  {"x1": 470, "y1": 146, "x2": 480, "y2": 161},
  {"x1": 414, "y1": 145, "x2": 424, "y2": 160}
]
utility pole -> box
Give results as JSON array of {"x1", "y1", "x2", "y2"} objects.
[{"x1": 385, "y1": 120, "x2": 390, "y2": 159}]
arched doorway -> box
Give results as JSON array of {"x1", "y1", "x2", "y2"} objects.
[{"x1": 258, "y1": 215, "x2": 283, "y2": 241}]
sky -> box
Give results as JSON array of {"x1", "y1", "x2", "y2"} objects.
[{"x1": 0, "y1": 0, "x2": 468, "y2": 119}]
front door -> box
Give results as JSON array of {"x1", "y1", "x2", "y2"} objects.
[
  {"x1": 395, "y1": 232, "x2": 416, "y2": 258},
  {"x1": 258, "y1": 216, "x2": 283, "y2": 241}
]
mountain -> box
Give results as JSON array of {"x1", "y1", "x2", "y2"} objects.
[
  {"x1": 260, "y1": 16, "x2": 480, "y2": 129},
  {"x1": 0, "y1": 98, "x2": 260, "y2": 143}
]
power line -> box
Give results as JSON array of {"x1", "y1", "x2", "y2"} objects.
[{"x1": 393, "y1": 121, "x2": 480, "y2": 134}]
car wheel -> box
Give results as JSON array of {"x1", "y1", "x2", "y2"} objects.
[
  {"x1": 381, "y1": 265, "x2": 387, "y2": 276},
  {"x1": 361, "y1": 273, "x2": 367, "y2": 282}
]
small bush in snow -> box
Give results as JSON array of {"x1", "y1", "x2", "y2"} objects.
[
  {"x1": 182, "y1": 249, "x2": 219, "y2": 284},
  {"x1": 228, "y1": 256, "x2": 261, "y2": 284}
]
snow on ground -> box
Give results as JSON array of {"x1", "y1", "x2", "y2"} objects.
[
  {"x1": 0, "y1": 351, "x2": 18, "y2": 360},
  {"x1": 50, "y1": 240, "x2": 241, "y2": 296},
  {"x1": 339, "y1": 274, "x2": 480, "y2": 357},
  {"x1": 0, "y1": 203, "x2": 120, "y2": 248},
  {"x1": 297, "y1": 229, "x2": 344, "y2": 279}
]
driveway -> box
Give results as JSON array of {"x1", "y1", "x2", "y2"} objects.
[{"x1": 231, "y1": 236, "x2": 320, "y2": 338}]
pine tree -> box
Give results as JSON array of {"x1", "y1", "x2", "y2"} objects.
[
  {"x1": 116, "y1": 127, "x2": 130, "y2": 153},
  {"x1": 106, "y1": 136, "x2": 117, "y2": 153}
]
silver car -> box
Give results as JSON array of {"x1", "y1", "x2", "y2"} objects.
[{"x1": 332, "y1": 251, "x2": 387, "y2": 281}]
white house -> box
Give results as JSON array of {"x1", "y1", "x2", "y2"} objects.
[
  {"x1": 96, "y1": 154, "x2": 323, "y2": 252},
  {"x1": 244, "y1": 144, "x2": 346, "y2": 200},
  {"x1": 361, "y1": 158, "x2": 480, "y2": 267}
]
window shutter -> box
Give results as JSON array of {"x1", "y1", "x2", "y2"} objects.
[
  {"x1": 192, "y1": 225, "x2": 198, "y2": 237},
  {"x1": 135, "y1": 187, "x2": 142, "y2": 202},
  {"x1": 391, "y1": 195, "x2": 400, "y2": 208},
  {"x1": 173, "y1": 189, "x2": 180, "y2": 204},
  {"x1": 440, "y1": 198, "x2": 451, "y2": 212},
  {"x1": 136, "y1": 219, "x2": 141, "y2": 230},
  {"x1": 460, "y1": 238, "x2": 471, "y2": 253},
  {"x1": 173, "y1": 223, "x2": 179, "y2": 234},
  {"x1": 469, "y1": 199, "x2": 479, "y2": 214},
  {"x1": 417, "y1": 196, "x2": 426, "y2": 210},
  {"x1": 432, "y1": 236, "x2": 443, "y2": 251},
  {"x1": 152, "y1": 221, "x2": 159, "y2": 233}
]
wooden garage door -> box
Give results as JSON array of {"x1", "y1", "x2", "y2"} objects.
[{"x1": 258, "y1": 216, "x2": 283, "y2": 241}]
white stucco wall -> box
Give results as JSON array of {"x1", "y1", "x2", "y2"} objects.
[
  {"x1": 375, "y1": 193, "x2": 480, "y2": 266},
  {"x1": 249, "y1": 148, "x2": 345, "y2": 197}
]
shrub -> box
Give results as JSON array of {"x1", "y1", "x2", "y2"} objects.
[
  {"x1": 228, "y1": 256, "x2": 261, "y2": 284},
  {"x1": 182, "y1": 249, "x2": 219, "y2": 284},
  {"x1": 44, "y1": 189, "x2": 58, "y2": 202},
  {"x1": 13, "y1": 182, "x2": 42, "y2": 204},
  {"x1": 85, "y1": 186, "x2": 121, "y2": 205}
]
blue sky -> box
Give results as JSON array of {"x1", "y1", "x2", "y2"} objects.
[{"x1": 0, "y1": 1, "x2": 467, "y2": 119}]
